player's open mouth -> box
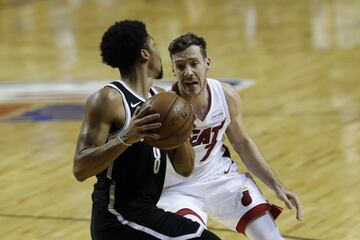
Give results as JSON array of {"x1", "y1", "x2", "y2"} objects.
[
  {"x1": 184, "y1": 82, "x2": 198, "y2": 92},
  {"x1": 184, "y1": 82, "x2": 197, "y2": 86}
]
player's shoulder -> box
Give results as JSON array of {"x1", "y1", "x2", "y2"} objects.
[
  {"x1": 221, "y1": 81, "x2": 240, "y2": 99},
  {"x1": 85, "y1": 87, "x2": 123, "y2": 120},
  {"x1": 88, "y1": 87, "x2": 121, "y2": 106},
  {"x1": 211, "y1": 79, "x2": 241, "y2": 113},
  {"x1": 207, "y1": 78, "x2": 240, "y2": 100}
]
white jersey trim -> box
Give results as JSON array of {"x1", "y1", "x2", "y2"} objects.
[
  {"x1": 104, "y1": 83, "x2": 131, "y2": 180},
  {"x1": 116, "y1": 214, "x2": 205, "y2": 240},
  {"x1": 150, "y1": 86, "x2": 159, "y2": 95},
  {"x1": 105, "y1": 83, "x2": 131, "y2": 137},
  {"x1": 103, "y1": 82, "x2": 133, "y2": 215},
  {"x1": 107, "y1": 189, "x2": 205, "y2": 239},
  {"x1": 107, "y1": 183, "x2": 121, "y2": 216},
  {"x1": 115, "y1": 80, "x2": 156, "y2": 100}
]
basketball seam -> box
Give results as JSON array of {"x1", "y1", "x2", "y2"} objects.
[
  {"x1": 157, "y1": 95, "x2": 180, "y2": 140},
  {"x1": 152, "y1": 115, "x2": 193, "y2": 149},
  {"x1": 156, "y1": 103, "x2": 193, "y2": 143}
]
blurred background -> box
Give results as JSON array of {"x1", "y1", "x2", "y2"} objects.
[{"x1": 0, "y1": 0, "x2": 359, "y2": 239}]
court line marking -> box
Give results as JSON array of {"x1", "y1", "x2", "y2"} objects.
[{"x1": 0, "y1": 79, "x2": 254, "y2": 103}]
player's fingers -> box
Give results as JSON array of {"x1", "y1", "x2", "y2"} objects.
[
  {"x1": 280, "y1": 194, "x2": 292, "y2": 210},
  {"x1": 137, "y1": 113, "x2": 160, "y2": 125},
  {"x1": 137, "y1": 105, "x2": 151, "y2": 117},
  {"x1": 296, "y1": 206, "x2": 304, "y2": 221},
  {"x1": 139, "y1": 123, "x2": 162, "y2": 131},
  {"x1": 289, "y1": 195, "x2": 304, "y2": 221},
  {"x1": 191, "y1": 113, "x2": 196, "y2": 128},
  {"x1": 144, "y1": 133, "x2": 160, "y2": 140},
  {"x1": 133, "y1": 106, "x2": 141, "y2": 116}
]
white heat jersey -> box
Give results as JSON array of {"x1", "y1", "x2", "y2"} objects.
[
  {"x1": 163, "y1": 78, "x2": 232, "y2": 187},
  {"x1": 159, "y1": 79, "x2": 281, "y2": 231}
]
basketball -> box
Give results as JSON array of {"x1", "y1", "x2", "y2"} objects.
[{"x1": 141, "y1": 92, "x2": 194, "y2": 150}]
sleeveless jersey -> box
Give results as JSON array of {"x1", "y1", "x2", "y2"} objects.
[
  {"x1": 164, "y1": 78, "x2": 231, "y2": 187},
  {"x1": 92, "y1": 80, "x2": 167, "y2": 216}
]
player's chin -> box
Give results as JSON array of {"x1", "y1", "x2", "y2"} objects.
[
  {"x1": 184, "y1": 86, "x2": 201, "y2": 96},
  {"x1": 154, "y1": 67, "x2": 163, "y2": 79}
]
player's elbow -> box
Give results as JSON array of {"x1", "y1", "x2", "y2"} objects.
[
  {"x1": 74, "y1": 172, "x2": 87, "y2": 182},
  {"x1": 73, "y1": 158, "x2": 87, "y2": 182},
  {"x1": 176, "y1": 163, "x2": 194, "y2": 177},
  {"x1": 177, "y1": 168, "x2": 193, "y2": 177},
  {"x1": 73, "y1": 167, "x2": 86, "y2": 182},
  {"x1": 183, "y1": 169, "x2": 193, "y2": 177}
]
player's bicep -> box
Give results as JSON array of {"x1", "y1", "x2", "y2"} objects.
[
  {"x1": 76, "y1": 89, "x2": 123, "y2": 153},
  {"x1": 76, "y1": 97, "x2": 109, "y2": 153},
  {"x1": 77, "y1": 117, "x2": 110, "y2": 152},
  {"x1": 226, "y1": 116, "x2": 249, "y2": 145}
]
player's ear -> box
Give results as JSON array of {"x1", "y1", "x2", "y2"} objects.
[
  {"x1": 205, "y1": 57, "x2": 211, "y2": 71},
  {"x1": 140, "y1": 49, "x2": 150, "y2": 62}
]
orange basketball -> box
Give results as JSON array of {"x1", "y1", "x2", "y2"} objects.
[{"x1": 141, "y1": 92, "x2": 194, "y2": 150}]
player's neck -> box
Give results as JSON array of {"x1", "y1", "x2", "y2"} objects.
[
  {"x1": 121, "y1": 69, "x2": 152, "y2": 99},
  {"x1": 185, "y1": 84, "x2": 211, "y2": 121},
  {"x1": 183, "y1": 81, "x2": 209, "y2": 103}
]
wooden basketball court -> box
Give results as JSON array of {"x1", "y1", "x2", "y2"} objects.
[{"x1": 1, "y1": 0, "x2": 359, "y2": 239}]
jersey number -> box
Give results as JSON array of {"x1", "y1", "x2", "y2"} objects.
[
  {"x1": 153, "y1": 147, "x2": 161, "y2": 174},
  {"x1": 200, "y1": 141, "x2": 217, "y2": 162}
]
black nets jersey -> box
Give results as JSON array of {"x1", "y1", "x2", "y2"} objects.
[{"x1": 92, "y1": 80, "x2": 167, "y2": 216}]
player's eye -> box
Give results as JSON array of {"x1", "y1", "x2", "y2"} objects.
[
  {"x1": 191, "y1": 62, "x2": 199, "y2": 67},
  {"x1": 176, "y1": 64, "x2": 185, "y2": 71}
]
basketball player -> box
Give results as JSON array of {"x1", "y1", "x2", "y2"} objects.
[
  {"x1": 73, "y1": 21, "x2": 221, "y2": 240},
  {"x1": 157, "y1": 33, "x2": 304, "y2": 240}
]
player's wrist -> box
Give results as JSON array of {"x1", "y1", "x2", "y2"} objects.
[
  {"x1": 117, "y1": 134, "x2": 132, "y2": 146},
  {"x1": 273, "y1": 182, "x2": 286, "y2": 194}
]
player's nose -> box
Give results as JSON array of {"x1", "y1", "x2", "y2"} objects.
[{"x1": 184, "y1": 65, "x2": 194, "y2": 77}]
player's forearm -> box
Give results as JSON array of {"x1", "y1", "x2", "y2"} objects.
[
  {"x1": 168, "y1": 141, "x2": 195, "y2": 177},
  {"x1": 73, "y1": 137, "x2": 128, "y2": 181},
  {"x1": 233, "y1": 139, "x2": 284, "y2": 191}
]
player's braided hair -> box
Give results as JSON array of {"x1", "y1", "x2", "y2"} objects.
[
  {"x1": 100, "y1": 20, "x2": 149, "y2": 76},
  {"x1": 168, "y1": 33, "x2": 207, "y2": 58}
]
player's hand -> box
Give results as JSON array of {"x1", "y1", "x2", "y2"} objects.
[
  {"x1": 275, "y1": 187, "x2": 304, "y2": 221},
  {"x1": 189, "y1": 104, "x2": 197, "y2": 130},
  {"x1": 119, "y1": 105, "x2": 161, "y2": 144}
]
